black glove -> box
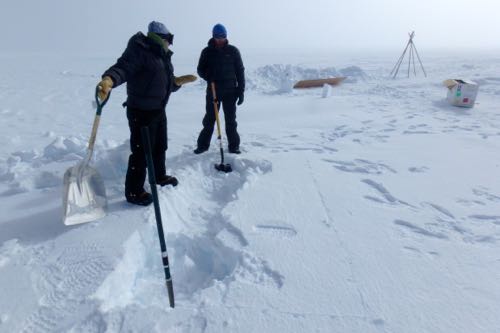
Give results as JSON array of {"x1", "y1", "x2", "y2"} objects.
[{"x1": 237, "y1": 91, "x2": 244, "y2": 106}]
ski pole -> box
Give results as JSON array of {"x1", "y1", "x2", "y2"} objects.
[{"x1": 141, "y1": 126, "x2": 175, "y2": 308}]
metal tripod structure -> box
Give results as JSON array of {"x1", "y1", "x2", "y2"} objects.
[{"x1": 390, "y1": 31, "x2": 427, "y2": 79}]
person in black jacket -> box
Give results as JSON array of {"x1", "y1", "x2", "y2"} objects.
[
  {"x1": 194, "y1": 23, "x2": 245, "y2": 155},
  {"x1": 97, "y1": 21, "x2": 197, "y2": 206}
]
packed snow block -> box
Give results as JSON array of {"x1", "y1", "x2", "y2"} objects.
[
  {"x1": 321, "y1": 83, "x2": 332, "y2": 98},
  {"x1": 443, "y1": 79, "x2": 479, "y2": 108},
  {"x1": 293, "y1": 77, "x2": 346, "y2": 89}
]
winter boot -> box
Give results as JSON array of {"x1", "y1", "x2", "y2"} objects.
[
  {"x1": 126, "y1": 190, "x2": 153, "y2": 206},
  {"x1": 229, "y1": 147, "x2": 241, "y2": 154},
  {"x1": 193, "y1": 147, "x2": 209, "y2": 154},
  {"x1": 158, "y1": 175, "x2": 178, "y2": 187}
]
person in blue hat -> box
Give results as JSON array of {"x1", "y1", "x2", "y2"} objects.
[
  {"x1": 96, "y1": 21, "x2": 197, "y2": 206},
  {"x1": 194, "y1": 23, "x2": 245, "y2": 155}
]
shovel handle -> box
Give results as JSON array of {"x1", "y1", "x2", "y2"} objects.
[
  {"x1": 87, "y1": 115, "x2": 101, "y2": 153},
  {"x1": 87, "y1": 87, "x2": 110, "y2": 152},
  {"x1": 210, "y1": 82, "x2": 223, "y2": 138},
  {"x1": 210, "y1": 82, "x2": 228, "y2": 167}
]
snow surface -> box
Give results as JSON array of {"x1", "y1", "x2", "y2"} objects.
[{"x1": 1, "y1": 50, "x2": 500, "y2": 332}]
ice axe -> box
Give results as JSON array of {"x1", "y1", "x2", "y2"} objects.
[
  {"x1": 211, "y1": 82, "x2": 232, "y2": 173},
  {"x1": 62, "y1": 88, "x2": 110, "y2": 225}
]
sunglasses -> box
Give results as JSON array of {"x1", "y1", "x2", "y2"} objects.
[{"x1": 158, "y1": 33, "x2": 174, "y2": 45}]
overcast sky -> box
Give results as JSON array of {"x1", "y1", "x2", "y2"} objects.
[{"x1": 1, "y1": 0, "x2": 499, "y2": 56}]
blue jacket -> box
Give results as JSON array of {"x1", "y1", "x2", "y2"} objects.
[{"x1": 104, "y1": 32, "x2": 180, "y2": 110}]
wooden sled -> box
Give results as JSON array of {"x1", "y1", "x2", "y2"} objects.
[{"x1": 293, "y1": 77, "x2": 346, "y2": 89}]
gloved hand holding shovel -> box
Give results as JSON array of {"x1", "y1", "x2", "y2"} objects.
[{"x1": 97, "y1": 76, "x2": 113, "y2": 101}]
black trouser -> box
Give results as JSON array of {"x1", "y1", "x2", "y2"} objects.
[
  {"x1": 125, "y1": 107, "x2": 167, "y2": 194},
  {"x1": 196, "y1": 91, "x2": 240, "y2": 151}
]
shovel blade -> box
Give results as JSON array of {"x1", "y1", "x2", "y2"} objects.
[
  {"x1": 215, "y1": 163, "x2": 232, "y2": 173},
  {"x1": 62, "y1": 163, "x2": 107, "y2": 225}
]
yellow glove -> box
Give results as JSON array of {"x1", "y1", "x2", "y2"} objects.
[
  {"x1": 174, "y1": 74, "x2": 197, "y2": 86},
  {"x1": 97, "y1": 76, "x2": 113, "y2": 101}
]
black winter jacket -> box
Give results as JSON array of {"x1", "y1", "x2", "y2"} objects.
[
  {"x1": 197, "y1": 39, "x2": 245, "y2": 95},
  {"x1": 104, "y1": 32, "x2": 180, "y2": 110}
]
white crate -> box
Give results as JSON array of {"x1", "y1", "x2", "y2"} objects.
[{"x1": 444, "y1": 79, "x2": 479, "y2": 108}]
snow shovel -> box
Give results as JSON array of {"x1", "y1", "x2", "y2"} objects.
[
  {"x1": 211, "y1": 82, "x2": 232, "y2": 173},
  {"x1": 62, "y1": 88, "x2": 110, "y2": 225}
]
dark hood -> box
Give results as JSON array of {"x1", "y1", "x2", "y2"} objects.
[{"x1": 130, "y1": 32, "x2": 174, "y2": 58}]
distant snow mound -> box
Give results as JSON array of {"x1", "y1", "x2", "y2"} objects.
[
  {"x1": 247, "y1": 64, "x2": 298, "y2": 94},
  {"x1": 43, "y1": 136, "x2": 85, "y2": 162},
  {"x1": 0, "y1": 136, "x2": 127, "y2": 195},
  {"x1": 339, "y1": 66, "x2": 369, "y2": 82},
  {"x1": 247, "y1": 64, "x2": 367, "y2": 94}
]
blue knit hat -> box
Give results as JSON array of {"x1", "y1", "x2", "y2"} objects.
[
  {"x1": 212, "y1": 23, "x2": 227, "y2": 39},
  {"x1": 148, "y1": 21, "x2": 174, "y2": 44},
  {"x1": 148, "y1": 21, "x2": 170, "y2": 35}
]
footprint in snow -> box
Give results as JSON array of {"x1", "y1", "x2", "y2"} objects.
[
  {"x1": 324, "y1": 159, "x2": 397, "y2": 175},
  {"x1": 362, "y1": 179, "x2": 412, "y2": 207},
  {"x1": 408, "y1": 166, "x2": 429, "y2": 173},
  {"x1": 394, "y1": 219, "x2": 448, "y2": 240},
  {"x1": 253, "y1": 223, "x2": 297, "y2": 238},
  {"x1": 468, "y1": 215, "x2": 500, "y2": 225},
  {"x1": 456, "y1": 198, "x2": 486, "y2": 207},
  {"x1": 249, "y1": 141, "x2": 265, "y2": 147},
  {"x1": 472, "y1": 187, "x2": 500, "y2": 202},
  {"x1": 20, "y1": 243, "x2": 112, "y2": 333},
  {"x1": 422, "y1": 202, "x2": 455, "y2": 219}
]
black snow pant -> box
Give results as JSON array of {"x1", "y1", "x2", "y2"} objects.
[
  {"x1": 196, "y1": 91, "x2": 240, "y2": 151},
  {"x1": 125, "y1": 107, "x2": 167, "y2": 195}
]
